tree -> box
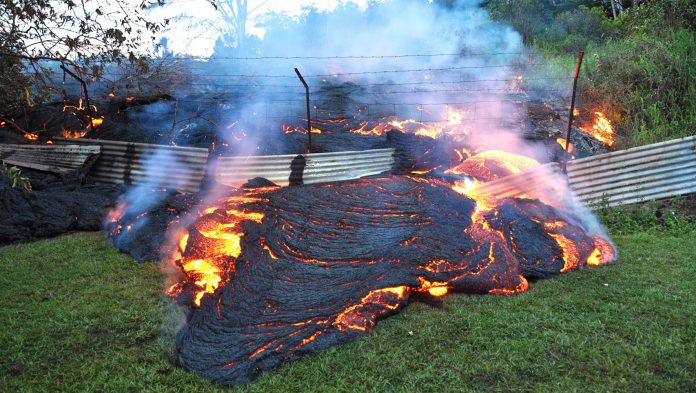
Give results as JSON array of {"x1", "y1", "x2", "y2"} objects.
[
  {"x1": 482, "y1": 0, "x2": 554, "y2": 43},
  {"x1": 215, "y1": 0, "x2": 269, "y2": 52},
  {"x1": 156, "y1": 0, "x2": 269, "y2": 55},
  {"x1": 0, "y1": 0, "x2": 169, "y2": 112}
]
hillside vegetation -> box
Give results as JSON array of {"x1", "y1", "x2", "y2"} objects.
[{"x1": 484, "y1": 0, "x2": 696, "y2": 148}]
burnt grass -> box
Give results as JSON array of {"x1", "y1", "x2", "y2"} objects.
[{"x1": 0, "y1": 231, "x2": 694, "y2": 392}]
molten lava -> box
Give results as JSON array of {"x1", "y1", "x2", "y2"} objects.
[
  {"x1": 166, "y1": 194, "x2": 266, "y2": 306},
  {"x1": 556, "y1": 137, "x2": 574, "y2": 153},
  {"x1": 104, "y1": 104, "x2": 617, "y2": 386},
  {"x1": 61, "y1": 129, "x2": 88, "y2": 139},
  {"x1": 446, "y1": 150, "x2": 540, "y2": 180},
  {"x1": 153, "y1": 172, "x2": 614, "y2": 385}
]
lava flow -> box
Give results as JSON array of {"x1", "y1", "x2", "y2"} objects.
[{"x1": 149, "y1": 145, "x2": 615, "y2": 385}]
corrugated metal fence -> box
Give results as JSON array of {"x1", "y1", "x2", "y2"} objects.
[
  {"x1": 473, "y1": 135, "x2": 696, "y2": 208},
  {"x1": 214, "y1": 149, "x2": 395, "y2": 187},
  {"x1": 37, "y1": 135, "x2": 696, "y2": 206},
  {"x1": 56, "y1": 138, "x2": 209, "y2": 192},
  {"x1": 567, "y1": 135, "x2": 696, "y2": 207},
  {"x1": 54, "y1": 138, "x2": 395, "y2": 191},
  {"x1": 0, "y1": 143, "x2": 100, "y2": 174}
]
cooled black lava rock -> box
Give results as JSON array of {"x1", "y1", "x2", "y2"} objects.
[
  {"x1": 106, "y1": 190, "x2": 198, "y2": 262},
  {"x1": 163, "y1": 176, "x2": 609, "y2": 385},
  {"x1": 0, "y1": 170, "x2": 120, "y2": 244}
]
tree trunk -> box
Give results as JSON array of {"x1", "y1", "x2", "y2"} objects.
[{"x1": 610, "y1": 0, "x2": 617, "y2": 19}]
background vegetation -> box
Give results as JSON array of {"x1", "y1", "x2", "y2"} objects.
[{"x1": 483, "y1": 0, "x2": 696, "y2": 148}]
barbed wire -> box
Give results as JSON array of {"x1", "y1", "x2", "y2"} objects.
[
  {"x1": 174, "y1": 63, "x2": 558, "y2": 78},
  {"x1": 167, "y1": 87, "x2": 567, "y2": 97},
  {"x1": 173, "y1": 97, "x2": 543, "y2": 106},
  {"x1": 170, "y1": 76, "x2": 573, "y2": 89},
  {"x1": 164, "y1": 52, "x2": 526, "y2": 60}
]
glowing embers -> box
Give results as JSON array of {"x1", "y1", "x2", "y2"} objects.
[
  {"x1": 349, "y1": 106, "x2": 471, "y2": 139},
  {"x1": 61, "y1": 128, "x2": 88, "y2": 139},
  {"x1": 282, "y1": 124, "x2": 322, "y2": 134},
  {"x1": 23, "y1": 132, "x2": 39, "y2": 141},
  {"x1": 281, "y1": 106, "x2": 472, "y2": 139}
]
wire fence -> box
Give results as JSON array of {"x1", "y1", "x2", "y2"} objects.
[{"x1": 7, "y1": 51, "x2": 579, "y2": 131}]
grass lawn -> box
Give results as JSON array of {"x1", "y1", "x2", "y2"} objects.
[{"x1": 1, "y1": 231, "x2": 694, "y2": 392}]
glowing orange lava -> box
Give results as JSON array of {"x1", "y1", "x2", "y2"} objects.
[
  {"x1": 167, "y1": 194, "x2": 266, "y2": 306},
  {"x1": 334, "y1": 286, "x2": 408, "y2": 332},
  {"x1": 556, "y1": 137, "x2": 574, "y2": 153},
  {"x1": 417, "y1": 277, "x2": 449, "y2": 297},
  {"x1": 282, "y1": 124, "x2": 322, "y2": 134},
  {"x1": 447, "y1": 150, "x2": 539, "y2": 180},
  {"x1": 61, "y1": 129, "x2": 88, "y2": 139},
  {"x1": 89, "y1": 116, "x2": 104, "y2": 128}
]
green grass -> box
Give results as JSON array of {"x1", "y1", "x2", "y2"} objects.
[{"x1": 1, "y1": 231, "x2": 695, "y2": 392}]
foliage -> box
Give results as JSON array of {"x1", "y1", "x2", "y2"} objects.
[
  {"x1": 1, "y1": 231, "x2": 695, "y2": 391},
  {"x1": 482, "y1": 0, "x2": 610, "y2": 45},
  {"x1": 0, "y1": 0, "x2": 169, "y2": 113},
  {"x1": 618, "y1": 0, "x2": 696, "y2": 33},
  {"x1": 482, "y1": 0, "x2": 553, "y2": 43},
  {"x1": 0, "y1": 44, "x2": 32, "y2": 113},
  {"x1": 484, "y1": 0, "x2": 696, "y2": 149},
  {"x1": 582, "y1": 28, "x2": 696, "y2": 147},
  {"x1": 594, "y1": 196, "x2": 696, "y2": 236},
  {"x1": 0, "y1": 0, "x2": 167, "y2": 63},
  {"x1": 0, "y1": 164, "x2": 32, "y2": 192},
  {"x1": 542, "y1": 6, "x2": 617, "y2": 53}
]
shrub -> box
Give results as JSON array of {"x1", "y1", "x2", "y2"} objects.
[
  {"x1": 581, "y1": 28, "x2": 696, "y2": 147},
  {"x1": 543, "y1": 6, "x2": 617, "y2": 53},
  {"x1": 0, "y1": 51, "x2": 32, "y2": 115},
  {"x1": 0, "y1": 164, "x2": 32, "y2": 192},
  {"x1": 595, "y1": 196, "x2": 696, "y2": 236}
]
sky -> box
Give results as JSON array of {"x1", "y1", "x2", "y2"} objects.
[{"x1": 148, "y1": 0, "x2": 373, "y2": 57}]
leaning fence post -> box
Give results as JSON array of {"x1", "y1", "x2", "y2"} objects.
[
  {"x1": 563, "y1": 51, "x2": 584, "y2": 174},
  {"x1": 294, "y1": 68, "x2": 311, "y2": 153}
]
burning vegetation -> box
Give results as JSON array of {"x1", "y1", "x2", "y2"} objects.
[{"x1": 579, "y1": 111, "x2": 615, "y2": 147}]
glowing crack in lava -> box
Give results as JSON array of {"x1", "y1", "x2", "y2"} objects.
[{"x1": 162, "y1": 150, "x2": 614, "y2": 385}]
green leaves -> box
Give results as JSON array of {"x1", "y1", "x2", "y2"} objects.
[{"x1": 0, "y1": 164, "x2": 32, "y2": 192}]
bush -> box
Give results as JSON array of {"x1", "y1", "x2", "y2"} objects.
[
  {"x1": 581, "y1": 28, "x2": 696, "y2": 147},
  {"x1": 594, "y1": 196, "x2": 696, "y2": 236},
  {"x1": 542, "y1": 6, "x2": 617, "y2": 53},
  {"x1": 618, "y1": 0, "x2": 696, "y2": 33},
  {"x1": 0, "y1": 53, "x2": 32, "y2": 116}
]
